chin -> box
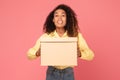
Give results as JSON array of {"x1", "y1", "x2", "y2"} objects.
[{"x1": 56, "y1": 26, "x2": 65, "y2": 28}]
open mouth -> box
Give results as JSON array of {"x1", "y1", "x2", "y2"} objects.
[{"x1": 57, "y1": 20, "x2": 63, "y2": 24}]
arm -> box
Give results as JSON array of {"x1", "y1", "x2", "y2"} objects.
[
  {"x1": 27, "y1": 38, "x2": 41, "y2": 60},
  {"x1": 77, "y1": 33, "x2": 94, "y2": 61}
]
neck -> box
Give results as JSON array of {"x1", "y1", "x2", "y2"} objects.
[{"x1": 56, "y1": 28, "x2": 65, "y2": 37}]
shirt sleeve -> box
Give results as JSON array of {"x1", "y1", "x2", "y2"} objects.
[
  {"x1": 77, "y1": 33, "x2": 94, "y2": 61},
  {"x1": 27, "y1": 33, "x2": 48, "y2": 60},
  {"x1": 27, "y1": 37, "x2": 41, "y2": 60}
]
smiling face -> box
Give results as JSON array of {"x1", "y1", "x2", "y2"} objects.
[{"x1": 53, "y1": 9, "x2": 67, "y2": 29}]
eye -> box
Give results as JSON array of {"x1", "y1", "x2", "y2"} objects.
[
  {"x1": 62, "y1": 14, "x2": 66, "y2": 17},
  {"x1": 62, "y1": 15, "x2": 65, "y2": 17},
  {"x1": 54, "y1": 14, "x2": 58, "y2": 17}
]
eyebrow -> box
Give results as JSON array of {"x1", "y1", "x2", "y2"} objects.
[{"x1": 54, "y1": 11, "x2": 66, "y2": 14}]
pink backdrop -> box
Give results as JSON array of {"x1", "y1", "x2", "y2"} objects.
[{"x1": 0, "y1": 0, "x2": 120, "y2": 80}]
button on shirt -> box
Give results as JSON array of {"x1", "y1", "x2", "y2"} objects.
[{"x1": 27, "y1": 30, "x2": 94, "y2": 69}]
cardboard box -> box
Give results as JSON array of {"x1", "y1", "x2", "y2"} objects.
[{"x1": 40, "y1": 37, "x2": 77, "y2": 66}]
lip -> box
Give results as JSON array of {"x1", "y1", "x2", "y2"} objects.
[{"x1": 57, "y1": 20, "x2": 63, "y2": 24}]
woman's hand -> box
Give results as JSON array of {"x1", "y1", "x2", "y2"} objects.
[
  {"x1": 36, "y1": 48, "x2": 40, "y2": 57},
  {"x1": 77, "y1": 47, "x2": 81, "y2": 57}
]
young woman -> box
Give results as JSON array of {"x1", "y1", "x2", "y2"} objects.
[{"x1": 27, "y1": 4, "x2": 94, "y2": 80}]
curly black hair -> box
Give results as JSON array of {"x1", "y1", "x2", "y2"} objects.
[{"x1": 43, "y1": 4, "x2": 79, "y2": 37}]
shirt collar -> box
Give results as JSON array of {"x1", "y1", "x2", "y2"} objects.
[{"x1": 52, "y1": 30, "x2": 68, "y2": 38}]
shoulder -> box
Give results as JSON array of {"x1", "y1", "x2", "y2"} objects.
[
  {"x1": 40, "y1": 33, "x2": 49, "y2": 38},
  {"x1": 41, "y1": 31, "x2": 56, "y2": 38},
  {"x1": 78, "y1": 32, "x2": 83, "y2": 38},
  {"x1": 36, "y1": 33, "x2": 48, "y2": 42},
  {"x1": 77, "y1": 32, "x2": 86, "y2": 41}
]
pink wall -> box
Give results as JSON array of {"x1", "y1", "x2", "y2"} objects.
[{"x1": 0, "y1": 0, "x2": 120, "y2": 80}]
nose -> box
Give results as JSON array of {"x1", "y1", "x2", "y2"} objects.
[{"x1": 58, "y1": 16, "x2": 62, "y2": 20}]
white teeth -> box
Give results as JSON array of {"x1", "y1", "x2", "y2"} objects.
[{"x1": 57, "y1": 20, "x2": 63, "y2": 24}]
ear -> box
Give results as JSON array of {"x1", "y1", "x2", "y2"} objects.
[{"x1": 53, "y1": 19, "x2": 54, "y2": 22}]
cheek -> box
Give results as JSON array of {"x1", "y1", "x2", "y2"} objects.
[
  {"x1": 63, "y1": 18, "x2": 67, "y2": 23},
  {"x1": 53, "y1": 18, "x2": 57, "y2": 22},
  {"x1": 64, "y1": 17, "x2": 67, "y2": 21}
]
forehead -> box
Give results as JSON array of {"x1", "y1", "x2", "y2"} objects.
[{"x1": 54, "y1": 9, "x2": 66, "y2": 14}]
